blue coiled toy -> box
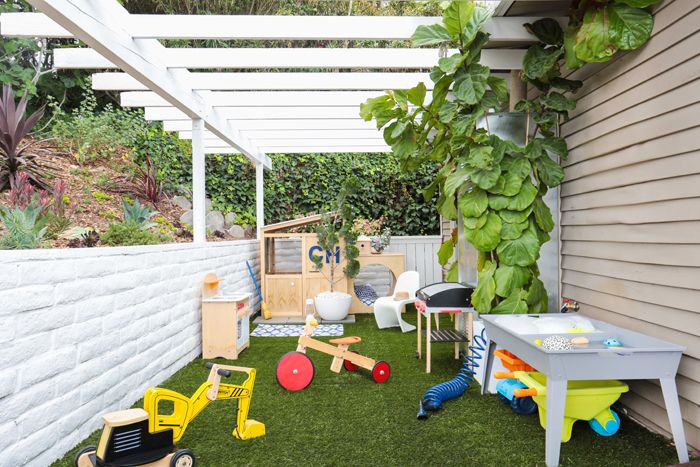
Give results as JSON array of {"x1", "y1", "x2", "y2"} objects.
[{"x1": 417, "y1": 327, "x2": 487, "y2": 419}]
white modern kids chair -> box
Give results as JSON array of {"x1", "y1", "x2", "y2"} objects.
[{"x1": 373, "y1": 271, "x2": 420, "y2": 332}]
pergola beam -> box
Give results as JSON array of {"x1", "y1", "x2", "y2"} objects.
[
  {"x1": 24, "y1": 0, "x2": 270, "y2": 168},
  {"x1": 163, "y1": 119, "x2": 377, "y2": 131},
  {"x1": 2, "y1": 13, "x2": 564, "y2": 42},
  {"x1": 55, "y1": 47, "x2": 526, "y2": 70},
  {"x1": 145, "y1": 106, "x2": 367, "y2": 121},
  {"x1": 205, "y1": 146, "x2": 391, "y2": 155},
  {"x1": 178, "y1": 129, "x2": 383, "y2": 140}
]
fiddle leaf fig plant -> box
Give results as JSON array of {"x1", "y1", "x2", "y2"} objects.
[{"x1": 360, "y1": 0, "x2": 558, "y2": 314}]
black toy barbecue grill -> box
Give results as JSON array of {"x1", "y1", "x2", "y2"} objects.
[{"x1": 415, "y1": 282, "x2": 475, "y2": 373}]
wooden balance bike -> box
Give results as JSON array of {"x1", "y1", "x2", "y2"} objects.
[
  {"x1": 275, "y1": 315, "x2": 391, "y2": 391},
  {"x1": 75, "y1": 363, "x2": 264, "y2": 467}
]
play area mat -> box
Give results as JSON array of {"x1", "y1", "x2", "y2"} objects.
[{"x1": 251, "y1": 324, "x2": 344, "y2": 337}]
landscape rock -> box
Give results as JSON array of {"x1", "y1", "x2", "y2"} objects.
[
  {"x1": 179, "y1": 210, "x2": 193, "y2": 227},
  {"x1": 228, "y1": 224, "x2": 245, "y2": 239},
  {"x1": 172, "y1": 195, "x2": 191, "y2": 210},
  {"x1": 205, "y1": 198, "x2": 213, "y2": 212},
  {"x1": 224, "y1": 212, "x2": 237, "y2": 228},
  {"x1": 206, "y1": 211, "x2": 225, "y2": 233},
  {"x1": 244, "y1": 225, "x2": 254, "y2": 239}
]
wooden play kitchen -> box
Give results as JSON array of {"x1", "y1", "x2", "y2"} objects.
[
  {"x1": 201, "y1": 273, "x2": 252, "y2": 359},
  {"x1": 259, "y1": 214, "x2": 404, "y2": 319},
  {"x1": 480, "y1": 313, "x2": 689, "y2": 467}
]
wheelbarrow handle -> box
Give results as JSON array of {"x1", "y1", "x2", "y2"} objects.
[
  {"x1": 514, "y1": 388, "x2": 538, "y2": 398},
  {"x1": 494, "y1": 371, "x2": 515, "y2": 379}
]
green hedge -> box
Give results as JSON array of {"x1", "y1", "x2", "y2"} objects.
[{"x1": 136, "y1": 129, "x2": 439, "y2": 235}]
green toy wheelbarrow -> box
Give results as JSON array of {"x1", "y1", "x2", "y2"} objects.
[{"x1": 506, "y1": 371, "x2": 629, "y2": 442}]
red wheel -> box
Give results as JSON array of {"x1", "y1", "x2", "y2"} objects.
[
  {"x1": 343, "y1": 352, "x2": 359, "y2": 372},
  {"x1": 371, "y1": 361, "x2": 391, "y2": 383},
  {"x1": 276, "y1": 352, "x2": 315, "y2": 391}
]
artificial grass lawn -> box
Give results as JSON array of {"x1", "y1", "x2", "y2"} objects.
[{"x1": 54, "y1": 314, "x2": 678, "y2": 467}]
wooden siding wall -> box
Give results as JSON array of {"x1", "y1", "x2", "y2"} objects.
[
  {"x1": 385, "y1": 236, "x2": 443, "y2": 286},
  {"x1": 558, "y1": 0, "x2": 700, "y2": 450}
]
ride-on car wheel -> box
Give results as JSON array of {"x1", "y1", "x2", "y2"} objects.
[
  {"x1": 343, "y1": 352, "x2": 359, "y2": 372},
  {"x1": 171, "y1": 449, "x2": 196, "y2": 467},
  {"x1": 276, "y1": 351, "x2": 315, "y2": 391},
  {"x1": 74, "y1": 445, "x2": 97, "y2": 467}
]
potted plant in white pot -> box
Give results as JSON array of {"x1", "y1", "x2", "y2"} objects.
[{"x1": 311, "y1": 178, "x2": 360, "y2": 321}]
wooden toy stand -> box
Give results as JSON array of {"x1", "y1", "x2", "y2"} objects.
[
  {"x1": 201, "y1": 274, "x2": 252, "y2": 359},
  {"x1": 260, "y1": 213, "x2": 405, "y2": 319}
]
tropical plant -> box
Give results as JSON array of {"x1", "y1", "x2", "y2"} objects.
[
  {"x1": 361, "y1": 0, "x2": 560, "y2": 314},
  {"x1": 135, "y1": 152, "x2": 164, "y2": 203},
  {"x1": 101, "y1": 220, "x2": 170, "y2": 246},
  {"x1": 8, "y1": 171, "x2": 51, "y2": 211},
  {"x1": 0, "y1": 197, "x2": 48, "y2": 249},
  {"x1": 311, "y1": 177, "x2": 361, "y2": 292},
  {"x1": 122, "y1": 198, "x2": 158, "y2": 229},
  {"x1": 0, "y1": 85, "x2": 48, "y2": 190}
]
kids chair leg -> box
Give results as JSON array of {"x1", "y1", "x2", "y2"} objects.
[{"x1": 330, "y1": 344, "x2": 349, "y2": 373}]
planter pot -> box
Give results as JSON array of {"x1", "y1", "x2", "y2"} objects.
[{"x1": 314, "y1": 291, "x2": 352, "y2": 321}]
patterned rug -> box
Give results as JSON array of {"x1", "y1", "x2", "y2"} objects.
[{"x1": 251, "y1": 324, "x2": 344, "y2": 337}]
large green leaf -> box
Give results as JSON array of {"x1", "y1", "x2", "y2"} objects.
[
  {"x1": 444, "y1": 167, "x2": 471, "y2": 197},
  {"x1": 507, "y1": 178, "x2": 538, "y2": 211},
  {"x1": 488, "y1": 193, "x2": 511, "y2": 211},
  {"x1": 540, "y1": 137, "x2": 568, "y2": 159},
  {"x1": 446, "y1": 261, "x2": 459, "y2": 282},
  {"x1": 499, "y1": 205, "x2": 533, "y2": 224},
  {"x1": 491, "y1": 289, "x2": 529, "y2": 314},
  {"x1": 458, "y1": 187, "x2": 488, "y2": 218},
  {"x1": 500, "y1": 218, "x2": 529, "y2": 240},
  {"x1": 412, "y1": 23, "x2": 453, "y2": 46},
  {"x1": 487, "y1": 75, "x2": 509, "y2": 103},
  {"x1": 540, "y1": 92, "x2": 576, "y2": 112},
  {"x1": 359, "y1": 95, "x2": 397, "y2": 128},
  {"x1": 522, "y1": 44, "x2": 561, "y2": 80},
  {"x1": 462, "y1": 6, "x2": 491, "y2": 45},
  {"x1": 575, "y1": 8, "x2": 618, "y2": 63},
  {"x1": 437, "y1": 192, "x2": 457, "y2": 220},
  {"x1": 437, "y1": 238, "x2": 454, "y2": 265},
  {"x1": 508, "y1": 158, "x2": 532, "y2": 180},
  {"x1": 465, "y1": 211, "x2": 501, "y2": 252},
  {"x1": 471, "y1": 164, "x2": 501, "y2": 190},
  {"x1": 438, "y1": 101, "x2": 458, "y2": 123},
  {"x1": 407, "y1": 82, "x2": 427, "y2": 106},
  {"x1": 549, "y1": 77, "x2": 583, "y2": 93},
  {"x1": 443, "y1": 0, "x2": 475, "y2": 37},
  {"x1": 608, "y1": 3, "x2": 653, "y2": 50},
  {"x1": 563, "y1": 25, "x2": 584, "y2": 70},
  {"x1": 464, "y1": 211, "x2": 488, "y2": 229},
  {"x1": 533, "y1": 197, "x2": 554, "y2": 233},
  {"x1": 526, "y1": 277, "x2": 548, "y2": 313},
  {"x1": 468, "y1": 145, "x2": 493, "y2": 170},
  {"x1": 486, "y1": 175, "x2": 506, "y2": 194},
  {"x1": 472, "y1": 260, "x2": 496, "y2": 313},
  {"x1": 438, "y1": 53, "x2": 465, "y2": 74},
  {"x1": 525, "y1": 18, "x2": 563, "y2": 46},
  {"x1": 494, "y1": 264, "x2": 531, "y2": 298},
  {"x1": 453, "y1": 63, "x2": 490, "y2": 105},
  {"x1": 535, "y1": 155, "x2": 565, "y2": 188},
  {"x1": 496, "y1": 228, "x2": 540, "y2": 266}
]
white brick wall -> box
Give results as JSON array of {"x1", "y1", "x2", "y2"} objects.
[{"x1": 0, "y1": 240, "x2": 260, "y2": 467}]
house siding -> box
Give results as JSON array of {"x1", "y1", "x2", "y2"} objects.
[{"x1": 559, "y1": 0, "x2": 700, "y2": 450}]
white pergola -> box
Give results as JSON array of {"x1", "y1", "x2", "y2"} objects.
[{"x1": 0, "y1": 1, "x2": 558, "y2": 242}]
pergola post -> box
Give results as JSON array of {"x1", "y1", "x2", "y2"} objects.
[
  {"x1": 192, "y1": 118, "x2": 206, "y2": 243},
  {"x1": 256, "y1": 163, "x2": 264, "y2": 237}
]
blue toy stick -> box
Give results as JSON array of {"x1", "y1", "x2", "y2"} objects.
[{"x1": 246, "y1": 260, "x2": 263, "y2": 301}]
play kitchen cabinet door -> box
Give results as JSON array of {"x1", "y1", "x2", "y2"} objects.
[{"x1": 265, "y1": 275, "x2": 303, "y2": 317}]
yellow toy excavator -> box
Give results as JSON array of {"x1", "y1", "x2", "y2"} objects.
[{"x1": 75, "y1": 363, "x2": 265, "y2": 467}]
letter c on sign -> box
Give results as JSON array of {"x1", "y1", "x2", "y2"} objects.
[{"x1": 309, "y1": 245, "x2": 323, "y2": 262}]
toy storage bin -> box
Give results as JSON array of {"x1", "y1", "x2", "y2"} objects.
[
  {"x1": 201, "y1": 293, "x2": 252, "y2": 359},
  {"x1": 514, "y1": 371, "x2": 629, "y2": 442}
]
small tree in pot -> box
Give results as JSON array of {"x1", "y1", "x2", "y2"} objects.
[{"x1": 311, "y1": 177, "x2": 360, "y2": 320}]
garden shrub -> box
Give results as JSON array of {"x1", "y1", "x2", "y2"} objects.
[{"x1": 101, "y1": 220, "x2": 170, "y2": 246}]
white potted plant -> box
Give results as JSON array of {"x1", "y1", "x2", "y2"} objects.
[{"x1": 311, "y1": 178, "x2": 360, "y2": 321}]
